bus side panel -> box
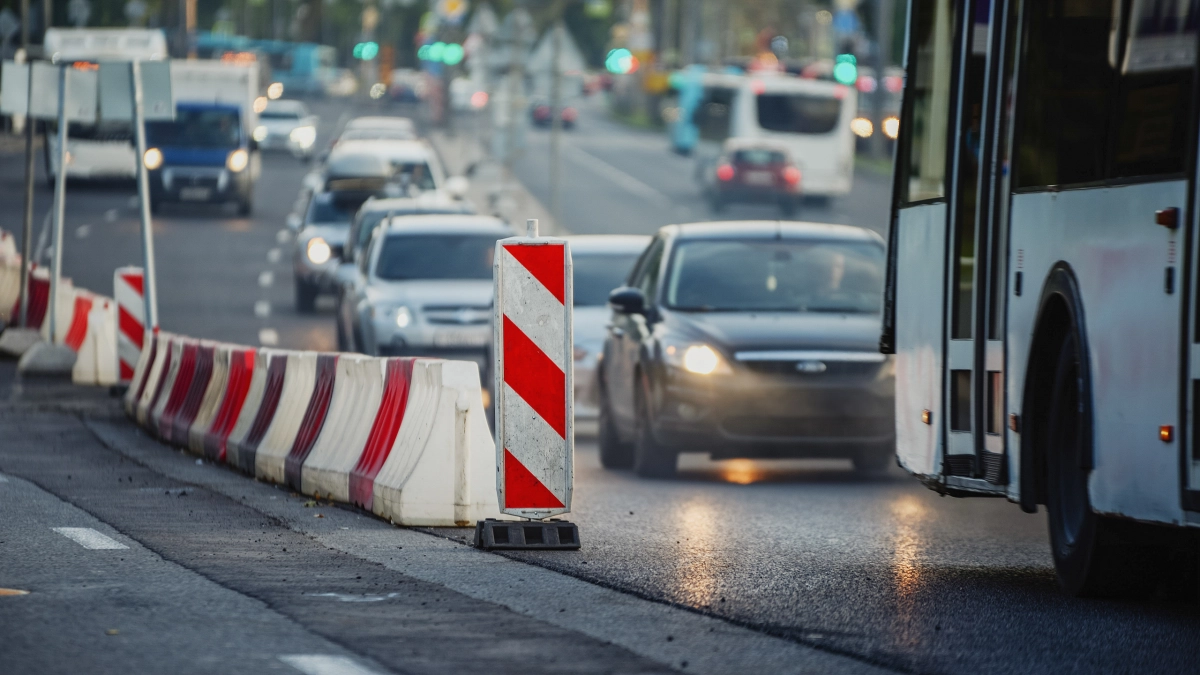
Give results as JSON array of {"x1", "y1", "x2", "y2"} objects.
[
  {"x1": 1009, "y1": 183, "x2": 1186, "y2": 525},
  {"x1": 894, "y1": 204, "x2": 947, "y2": 478}
]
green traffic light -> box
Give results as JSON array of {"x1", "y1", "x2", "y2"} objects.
[
  {"x1": 833, "y1": 53, "x2": 857, "y2": 85},
  {"x1": 429, "y1": 42, "x2": 446, "y2": 63},
  {"x1": 361, "y1": 41, "x2": 379, "y2": 60},
  {"x1": 442, "y1": 43, "x2": 464, "y2": 65},
  {"x1": 417, "y1": 44, "x2": 431, "y2": 60},
  {"x1": 605, "y1": 48, "x2": 632, "y2": 74}
]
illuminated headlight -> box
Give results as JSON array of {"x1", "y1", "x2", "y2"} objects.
[
  {"x1": 851, "y1": 116, "x2": 874, "y2": 138},
  {"x1": 267, "y1": 82, "x2": 284, "y2": 99},
  {"x1": 252, "y1": 125, "x2": 269, "y2": 142},
  {"x1": 665, "y1": 342, "x2": 732, "y2": 375},
  {"x1": 289, "y1": 125, "x2": 317, "y2": 148},
  {"x1": 253, "y1": 96, "x2": 268, "y2": 113},
  {"x1": 306, "y1": 237, "x2": 332, "y2": 265},
  {"x1": 143, "y1": 147, "x2": 163, "y2": 170},
  {"x1": 226, "y1": 148, "x2": 249, "y2": 172},
  {"x1": 394, "y1": 306, "x2": 412, "y2": 329},
  {"x1": 369, "y1": 83, "x2": 386, "y2": 99},
  {"x1": 882, "y1": 116, "x2": 900, "y2": 140}
]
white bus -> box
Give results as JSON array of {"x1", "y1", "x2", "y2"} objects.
[
  {"x1": 882, "y1": 0, "x2": 1199, "y2": 595},
  {"x1": 728, "y1": 75, "x2": 857, "y2": 200},
  {"x1": 42, "y1": 28, "x2": 168, "y2": 182}
]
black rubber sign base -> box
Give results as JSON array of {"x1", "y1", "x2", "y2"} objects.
[{"x1": 474, "y1": 518, "x2": 581, "y2": 550}]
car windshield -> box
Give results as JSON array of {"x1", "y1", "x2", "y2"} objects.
[
  {"x1": 146, "y1": 109, "x2": 241, "y2": 148},
  {"x1": 341, "y1": 128, "x2": 415, "y2": 141},
  {"x1": 354, "y1": 208, "x2": 469, "y2": 249},
  {"x1": 574, "y1": 253, "x2": 642, "y2": 306},
  {"x1": 375, "y1": 234, "x2": 496, "y2": 281},
  {"x1": 664, "y1": 239, "x2": 884, "y2": 313},
  {"x1": 391, "y1": 162, "x2": 437, "y2": 190},
  {"x1": 306, "y1": 194, "x2": 359, "y2": 226},
  {"x1": 756, "y1": 93, "x2": 841, "y2": 134},
  {"x1": 260, "y1": 109, "x2": 303, "y2": 120}
]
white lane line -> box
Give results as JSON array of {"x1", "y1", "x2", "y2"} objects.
[
  {"x1": 258, "y1": 328, "x2": 279, "y2": 346},
  {"x1": 277, "y1": 229, "x2": 292, "y2": 244},
  {"x1": 562, "y1": 143, "x2": 673, "y2": 208},
  {"x1": 279, "y1": 654, "x2": 384, "y2": 675},
  {"x1": 254, "y1": 301, "x2": 271, "y2": 318},
  {"x1": 267, "y1": 248, "x2": 282, "y2": 264},
  {"x1": 258, "y1": 271, "x2": 275, "y2": 288},
  {"x1": 52, "y1": 527, "x2": 129, "y2": 550}
]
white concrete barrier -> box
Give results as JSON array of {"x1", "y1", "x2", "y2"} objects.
[
  {"x1": 225, "y1": 348, "x2": 283, "y2": 474},
  {"x1": 147, "y1": 337, "x2": 186, "y2": 431},
  {"x1": 124, "y1": 329, "x2": 156, "y2": 416},
  {"x1": 301, "y1": 355, "x2": 386, "y2": 502},
  {"x1": 187, "y1": 343, "x2": 232, "y2": 455},
  {"x1": 254, "y1": 351, "x2": 318, "y2": 484},
  {"x1": 71, "y1": 294, "x2": 118, "y2": 386},
  {"x1": 133, "y1": 333, "x2": 172, "y2": 424},
  {"x1": 0, "y1": 258, "x2": 20, "y2": 325}
]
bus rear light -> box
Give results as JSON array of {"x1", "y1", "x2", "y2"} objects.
[
  {"x1": 783, "y1": 166, "x2": 801, "y2": 186},
  {"x1": 716, "y1": 164, "x2": 735, "y2": 181},
  {"x1": 1160, "y1": 425, "x2": 1174, "y2": 442},
  {"x1": 1155, "y1": 207, "x2": 1179, "y2": 229}
]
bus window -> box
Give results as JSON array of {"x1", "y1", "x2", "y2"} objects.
[
  {"x1": 755, "y1": 93, "x2": 841, "y2": 134},
  {"x1": 898, "y1": 0, "x2": 957, "y2": 203}
]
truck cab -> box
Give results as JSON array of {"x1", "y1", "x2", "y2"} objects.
[{"x1": 145, "y1": 103, "x2": 259, "y2": 214}]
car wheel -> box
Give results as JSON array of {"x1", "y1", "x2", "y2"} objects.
[
  {"x1": 633, "y1": 381, "x2": 677, "y2": 478},
  {"x1": 598, "y1": 385, "x2": 633, "y2": 470},
  {"x1": 294, "y1": 277, "x2": 317, "y2": 313},
  {"x1": 237, "y1": 197, "x2": 253, "y2": 216}
]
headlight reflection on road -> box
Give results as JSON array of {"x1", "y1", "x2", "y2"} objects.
[
  {"x1": 668, "y1": 497, "x2": 720, "y2": 608},
  {"x1": 719, "y1": 459, "x2": 768, "y2": 485},
  {"x1": 887, "y1": 494, "x2": 928, "y2": 643}
]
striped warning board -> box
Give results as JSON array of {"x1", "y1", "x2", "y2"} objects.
[
  {"x1": 493, "y1": 220, "x2": 573, "y2": 519},
  {"x1": 114, "y1": 266, "x2": 145, "y2": 384}
]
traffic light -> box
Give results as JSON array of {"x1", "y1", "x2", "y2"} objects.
[
  {"x1": 418, "y1": 42, "x2": 465, "y2": 65},
  {"x1": 605, "y1": 48, "x2": 637, "y2": 74},
  {"x1": 353, "y1": 42, "x2": 380, "y2": 60},
  {"x1": 833, "y1": 53, "x2": 857, "y2": 85}
]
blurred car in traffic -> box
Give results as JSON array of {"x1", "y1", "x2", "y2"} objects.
[
  {"x1": 324, "y1": 68, "x2": 358, "y2": 98},
  {"x1": 597, "y1": 221, "x2": 893, "y2": 478},
  {"x1": 388, "y1": 69, "x2": 427, "y2": 103},
  {"x1": 253, "y1": 99, "x2": 319, "y2": 159},
  {"x1": 569, "y1": 235, "x2": 651, "y2": 422},
  {"x1": 339, "y1": 216, "x2": 513, "y2": 384},
  {"x1": 530, "y1": 100, "x2": 578, "y2": 129},
  {"x1": 292, "y1": 152, "x2": 392, "y2": 312},
  {"x1": 699, "y1": 139, "x2": 802, "y2": 216}
]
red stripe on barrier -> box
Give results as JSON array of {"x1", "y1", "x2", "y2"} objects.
[
  {"x1": 284, "y1": 354, "x2": 339, "y2": 491},
  {"x1": 204, "y1": 349, "x2": 256, "y2": 463},
  {"x1": 63, "y1": 295, "x2": 93, "y2": 352},
  {"x1": 120, "y1": 361, "x2": 134, "y2": 381},
  {"x1": 121, "y1": 273, "x2": 143, "y2": 296},
  {"x1": 503, "y1": 243, "x2": 566, "y2": 303},
  {"x1": 504, "y1": 448, "x2": 564, "y2": 509},
  {"x1": 158, "y1": 342, "x2": 198, "y2": 440},
  {"x1": 118, "y1": 306, "x2": 144, "y2": 348},
  {"x1": 20, "y1": 273, "x2": 49, "y2": 329},
  {"x1": 233, "y1": 355, "x2": 287, "y2": 475},
  {"x1": 144, "y1": 339, "x2": 174, "y2": 418},
  {"x1": 171, "y1": 345, "x2": 214, "y2": 446},
  {"x1": 502, "y1": 316, "x2": 566, "y2": 438},
  {"x1": 349, "y1": 358, "x2": 416, "y2": 510}
]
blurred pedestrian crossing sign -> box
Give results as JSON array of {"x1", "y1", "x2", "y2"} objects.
[{"x1": 436, "y1": 0, "x2": 468, "y2": 24}]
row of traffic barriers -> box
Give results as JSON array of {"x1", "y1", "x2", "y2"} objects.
[
  {"x1": 0, "y1": 229, "x2": 119, "y2": 385},
  {"x1": 124, "y1": 332, "x2": 504, "y2": 527}
]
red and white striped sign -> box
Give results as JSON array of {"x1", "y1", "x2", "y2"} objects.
[
  {"x1": 114, "y1": 266, "x2": 145, "y2": 384},
  {"x1": 493, "y1": 221, "x2": 573, "y2": 519}
]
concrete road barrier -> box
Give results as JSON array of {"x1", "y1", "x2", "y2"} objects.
[
  {"x1": 134, "y1": 333, "x2": 173, "y2": 424},
  {"x1": 302, "y1": 355, "x2": 388, "y2": 503},
  {"x1": 170, "y1": 342, "x2": 215, "y2": 447},
  {"x1": 147, "y1": 337, "x2": 186, "y2": 432},
  {"x1": 72, "y1": 295, "x2": 119, "y2": 386},
  {"x1": 254, "y1": 351, "x2": 318, "y2": 484},
  {"x1": 125, "y1": 330, "x2": 159, "y2": 417},
  {"x1": 202, "y1": 347, "x2": 256, "y2": 463},
  {"x1": 227, "y1": 349, "x2": 286, "y2": 475},
  {"x1": 156, "y1": 339, "x2": 200, "y2": 440},
  {"x1": 283, "y1": 353, "x2": 339, "y2": 491},
  {"x1": 188, "y1": 344, "x2": 232, "y2": 455}
]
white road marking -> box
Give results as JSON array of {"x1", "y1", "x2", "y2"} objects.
[
  {"x1": 75, "y1": 224, "x2": 91, "y2": 239},
  {"x1": 310, "y1": 592, "x2": 401, "y2": 603},
  {"x1": 277, "y1": 229, "x2": 292, "y2": 244},
  {"x1": 563, "y1": 144, "x2": 673, "y2": 208},
  {"x1": 104, "y1": 209, "x2": 118, "y2": 222},
  {"x1": 258, "y1": 328, "x2": 279, "y2": 346},
  {"x1": 258, "y1": 271, "x2": 274, "y2": 288},
  {"x1": 52, "y1": 527, "x2": 129, "y2": 550},
  {"x1": 267, "y1": 248, "x2": 282, "y2": 264},
  {"x1": 279, "y1": 655, "x2": 384, "y2": 675},
  {"x1": 254, "y1": 301, "x2": 271, "y2": 318}
]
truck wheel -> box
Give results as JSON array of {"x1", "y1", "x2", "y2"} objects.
[
  {"x1": 633, "y1": 384, "x2": 677, "y2": 479},
  {"x1": 294, "y1": 277, "x2": 317, "y2": 313}
]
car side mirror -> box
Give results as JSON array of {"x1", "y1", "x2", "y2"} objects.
[{"x1": 608, "y1": 287, "x2": 646, "y2": 315}]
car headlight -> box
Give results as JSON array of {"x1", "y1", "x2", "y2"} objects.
[
  {"x1": 664, "y1": 342, "x2": 732, "y2": 375},
  {"x1": 252, "y1": 125, "x2": 268, "y2": 142},
  {"x1": 143, "y1": 147, "x2": 163, "y2": 170},
  {"x1": 394, "y1": 306, "x2": 412, "y2": 329},
  {"x1": 289, "y1": 125, "x2": 317, "y2": 149},
  {"x1": 226, "y1": 148, "x2": 249, "y2": 172},
  {"x1": 306, "y1": 237, "x2": 332, "y2": 265}
]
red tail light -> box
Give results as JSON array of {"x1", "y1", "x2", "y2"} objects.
[
  {"x1": 783, "y1": 166, "x2": 801, "y2": 186},
  {"x1": 716, "y1": 164, "x2": 735, "y2": 181}
]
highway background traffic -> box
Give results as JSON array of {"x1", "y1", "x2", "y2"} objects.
[{"x1": 2, "y1": 88, "x2": 1197, "y2": 674}]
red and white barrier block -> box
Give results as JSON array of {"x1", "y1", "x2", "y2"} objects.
[
  {"x1": 114, "y1": 266, "x2": 145, "y2": 385},
  {"x1": 478, "y1": 220, "x2": 579, "y2": 549}
]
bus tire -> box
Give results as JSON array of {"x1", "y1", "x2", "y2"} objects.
[{"x1": 1044, "y1": 331, "x2": 1148, "y2": 597}]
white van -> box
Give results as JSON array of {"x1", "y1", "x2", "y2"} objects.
[
  {"x1": 43, "y1": 28, "x2": 168, "y2": 183},
  {"x1": 728, "y1": 75, "x2": 857, "y2": 199}
]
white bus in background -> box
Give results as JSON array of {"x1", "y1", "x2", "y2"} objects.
[
  {"x1": 42, "y1": 28, "x2": 168, "y2": 183},
  {"x1": 882, "y1": 0, "x2": 1200, "y2": 596},
  {"x1": 728, "y1": 75, "x2": 857, "y2": 201}
]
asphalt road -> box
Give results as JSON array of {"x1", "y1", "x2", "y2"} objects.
[{"x1": 1, "y1": 96, "x2": 1198, "y2": 674}]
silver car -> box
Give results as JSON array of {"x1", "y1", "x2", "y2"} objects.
[
  {"x1": 253, "y1": 100, "x2": 319, "y2": 158},
  {"x1": 341, "y1": 216, "x2": 513, "y2": 382},
  {"x1": 568, "y1": 235, "x2": 651, "y2": 422}
]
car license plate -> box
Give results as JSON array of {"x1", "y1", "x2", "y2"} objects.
[
  {"x1": 744, "y1": 171, "x2": 775, "y2": 186},
  {"x1": 433, "y1": 330, "x2": 487, "y2": 348},
  {"x1": 179, "y1": 187, "x2": 212, "y2": 201}
]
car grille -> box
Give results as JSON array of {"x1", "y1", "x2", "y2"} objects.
[
  {"x1": 721, "y1": 416, "x2": 892, "y2": 439},
  {"x1": 423, "y1": 305, "x2": 491, "y2": 326},
  {"x1": 740, "y1": 360, "x2": 880, "y2": 378}
]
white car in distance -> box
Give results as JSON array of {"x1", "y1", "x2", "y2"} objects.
[{"x1": 254, "y1": 99, "x2": 319, "y2": 159}]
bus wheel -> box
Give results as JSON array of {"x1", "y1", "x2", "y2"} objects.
[{"x1": 1045, "y1": 332, "x2": 1145, "y2": 596}]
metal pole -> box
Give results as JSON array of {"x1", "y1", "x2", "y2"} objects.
[
  {"x1": 48, "y1": 64, "x2": 67, "y2": 344},
  {"x1": 20, "y1": 0, "x2": 28, "y2": 50},
  {"x1": 871, "y1": 0, "x2": 894, "y2": 159},
  {"x1": 548, "y1": 11, "x2": 563, "y2": 233},
  {"x1": 18, "y1": 60, "x2": 35, "y2": 327},
  {"x1": 130, "y1": 60, "x2": 159, "y2": 331}
]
